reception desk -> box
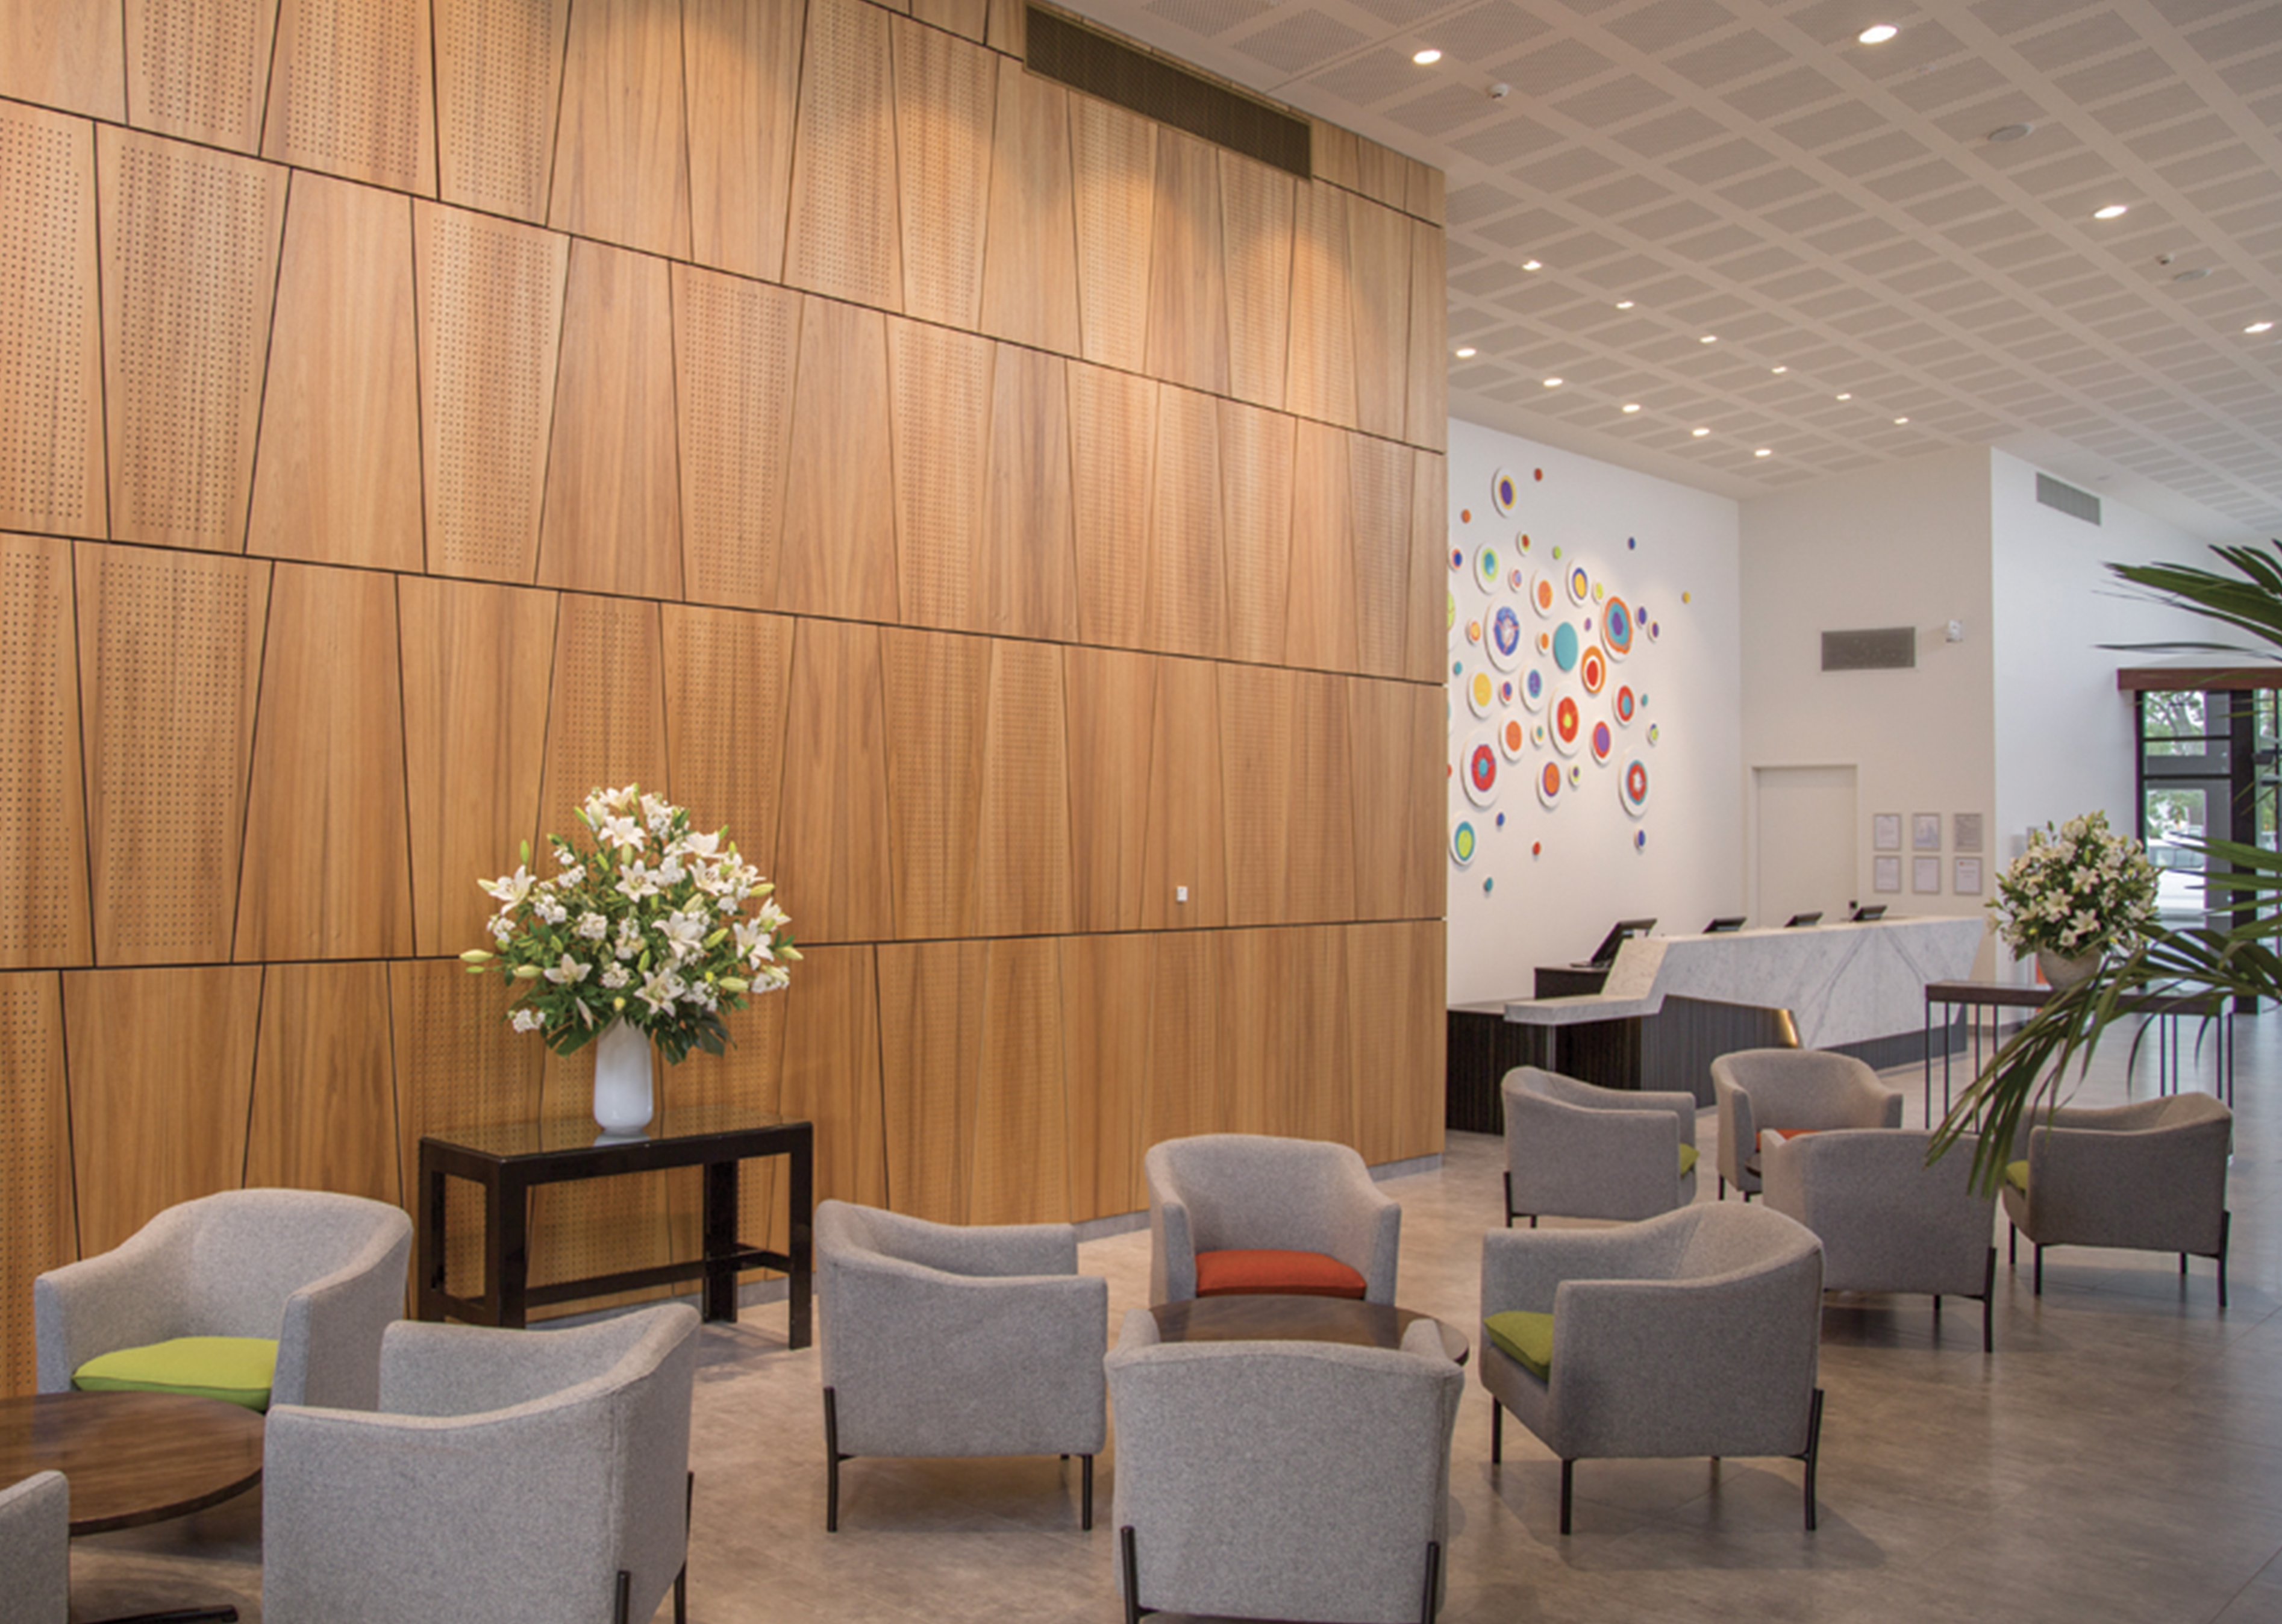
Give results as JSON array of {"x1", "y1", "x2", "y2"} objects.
[{"x1": 1446, "y1": 918, "x2": 1986, "y2": 1126}]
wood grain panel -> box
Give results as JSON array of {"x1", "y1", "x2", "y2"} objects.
[
  {"x1": 1144, "y1": 384, "x2": 1226, "y2": 660},
  {"x1": 1216, "y1": 399, "x2": 1293, "y2": 667},
  {"x1": 881, "y1": 627, "x2": 989, "y2": 940},
  {"x1": 0, "y1": 104, "x2": 104, "y2": 538},
  {"x1": 1140, "y1": 930, "x2": 1219, "y2": 1149},
  {"x1": 684, "y1": 0, "x2": 801, "y2": 281},
  {"x1": 234, "y1": 563, "x2": 415, "y2": 961},
  {"x1": 1143, "y1": 130, "x2": 1226, "y2": 395},
  {"x1": 1214, "y1": 928, "x2": 1356, "y2": 1141},
  {"x1": 125, "y1": 0, "x2": 273, "y2": 150},
  {"x1": 1219, "y1": 151, "x2": 1293, "y2": 411},
  {"x1": 98, "y1": 126, "x2": 286, "y2": 552},
  {"x1": 537, "y1": 241, "x2": 683, "y2": 600},
  {"x1": 913, "y1": 0, "x2": 986, "y2": 43},
  {"x1": 0, "y1": 0, "x2": 123, "y2": 121},
  {"x1": 1346, "y1": 920, "x2": 1444, "y2": 1165},
  {"x1": 784, "y1": 0, "x2": 901, "y2": 310},
  {"x1": 1140, "y1": 654, "x2": 1224, "y2": 930},
  {"x1": 1346, "y1": 196, "x2": 1412, "y2": 443},
  {"x1": 549, "y1": 0, "x2": 691, "y2": 258},
  {"x1": 661, "y1": 604, "x2": 794, "y2": 885},
  {"x1": 0, "y1": 973, "x2": 74, "y2": 1398},
  {"x1": 1217, "y1": 662, "x2": 1292, "y2": 929},
  {"x1": 1409, "y1": 449, "x2": 1446, "y2": 683},
  {"x1": 877, "y1": 938, "x2": 985, "y2": 1224},
  {"x1": 1349, "y1": 432, "x2": 1415, "y2": 679},
  {"x1": 780, "y1": 299, "x2": 899, "y2": 623},
  {"x1": 893, "y1": 19, "x2": 995, "y2": 330},
  {"x1": 1345, "y1": 676, "x2": 1434, "y2": 923},
  {"x1": 263, "y1": 0, "x2": 434, "y2": 193},
  {"x1": 980, "y1": 56, "x2": 1081, "y2": 356},
  {"x1": 248, "y1": 173, "x2": 422, "y2": 572},
  {"x1": 673, "y1": 267, "x2": 799, "y2": 611},
  {"x1": 245, "y1": 961, "x2": 400, "y2": 1202},
  {"x1": 537, "y1": 595, "x2": 669, "y2": 856},
  {"x1": 1069, "y1": 95, "x2": 1155, "y2": 373},
  {"x1": 1213, "y1": 928, "x2": 1281, "y2": 1138},
  {"x1": 886, "y1": 319, "x2": 991, "y2": 632},
  {"x1": 775, "y1": 618, "x2": 893, "y2": 943},
  {"x1": 1284, "y1": 181, "x2": 1357, "y2": 431},
  {"x1": 530, "y1": 1033, "x2": 672, "y2": 1313},
  {"x1": 1058, "y1": 934, "x2": 1147, "y2": 1220},
  {"x1": 981, "y1": 344, "x2": 1078, "y2": 642},
  {"x1": 1405, "y1": 220, "x2": 1447, "y2": 452},
  {"x1": 415, "y1": 204, "x2": 568, "y2": 583},
  {"x1": 398, "y1": 576, "x2": 555, "y2": 958},
  {"x1": 1283, "y1": 419, "x2": 1357, "y2": 675},
  {"x1": 76, "y1": 543, "x2": 269, "y2": 966},
  {"x1": 1283, "y1": 669, "x2": 1356, "y2": 925},
  {"x1": 1062, "y1": 647, "x2": 1151, "y2": 934},
  {"x1": 985, "y1": 0, "x2": 1025, "y2": 54},
  {"x1": 977, "y1": 640, "x2": 1072, "y2": 938},
  {"x1": 658, "y1": 991, "x2": 790, "y2": 1281},
  {"x1": 0, "y1": 536, "x2": 90, "y2": 969},
  {"x1": 779, "y1": 943, "x2": 887, "y2": 1209},
  {"x1": 1067, "y1": 363, "x2": 1155, "y2": 651},
  {"x1": 64, "y1": 965, "x2": 261, "y2": 1258},
  {"x1": 1409, "y1": 162, "x2": 1445, "y2": 226},
  {"x1": 1353, "y1": 139, "x2": 1405, "y2": 211},
  {"x1": 968, "y1": 938, "x2": 1069, "y2": 1225},
  {"x1": 433, "y1": 0, "x2": 567, "y2": 222},
  {"x1": 1309, "y1": 118, "x2": 1358, "y2": 192}
]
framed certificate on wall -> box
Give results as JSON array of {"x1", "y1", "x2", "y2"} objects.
[
  {"x1": 1874, "y1": 855, "x2": 1902, "y2": 893},
  {"x1": 1913, "y1": 855, "x2": 1942, "y2": 893},
  {"x1": 1913, "y1": 813, "x2": 1942, "y2": 851}
]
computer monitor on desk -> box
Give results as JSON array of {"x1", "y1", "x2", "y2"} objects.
[
  {"x1": 1704, "y1": 916, "x2": 1746, "y2": 933},
  {"x1": 1580, "y1": 918, "x2": 1656, "y2": 968},
  {"x1": 1850, "y1": 903, "x2": 1887, "y2": 922},
  {"x1": 1784, "y1": 911, "x2": 1823, "y2": 928}
]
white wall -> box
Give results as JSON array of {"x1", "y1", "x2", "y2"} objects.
[{"x1": 1443, "y1": 419, "x2": 1743, "y2": 1005}]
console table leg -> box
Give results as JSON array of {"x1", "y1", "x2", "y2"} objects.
[
  {"x1": 787, "y1": 1135, "x2": 814, "y2": 1351},
  {"x1": 703, "y1": 1161, "x2": 740, "y2": 1323}
]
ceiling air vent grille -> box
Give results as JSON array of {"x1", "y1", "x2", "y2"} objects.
[
  {"x1": 1821, "y1": 628, "x2": 1917, "y2": 671},
  {"x1": 1026, "y1": 7, "x2": 1311, "y2": 178},
  {"x1": 2036, "y1": 472, "x2": 2102, "y2": 525}
]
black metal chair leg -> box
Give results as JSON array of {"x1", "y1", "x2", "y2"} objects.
[
  {"x1": 1420, "y1": 1540, "x2": 1442, "y2": 1624},
  {"x1": 1120, "y1": 1525, "x2": 1151, "y2": 1624},
  {"x1": 1490, "y1": 1400, "x2": 1502, "y2": 1463},
  {"x1": 1559, "y1": 1459, "x2": 1575, "y2": 1534},
  {"x1": 1931, "y1": 1293, "x2": 1942, "y2": 1326},
  {"x1": 1504, "y1": 1171, "x2": 1513, "y2": 1228},
  {"x1": 1081, "y1": 1454, "x2": 1095, "y2": 1530},
  {"x1": 1799, "y1": 1387, "x2": 1824, "y2": 1532},
  {"x1": 1529, "y1": 1214, "x2": 1539, "y2": 1229},
  {"x1": 1719, "y1": 1176, "x2": 1726, "y2": 1199},
  {"x1": 824, "y1": 1386, "x2": 842, "y2": 1532},
  {"x1": 676, "y1": 1470, "x2": 693, "y2": 1624},
  {"x1": 613, "y1": 1570, "x2": 632, "y2": 1624},
  {"x1": 2008, "y1": 1223, "x2": 2016, "y2": 1267},
  {"x1": 2220, "y1": 1212, "x2": 2231, "y2": 1310},
  {"x1": 1981, "y1": 1246, "x2": 1996, "y2": 1354}
]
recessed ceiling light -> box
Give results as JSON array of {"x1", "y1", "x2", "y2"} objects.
[
  {"x1": 1699, "y1": 334, "x2": 1718, "y2": 343},
  {"x1": 1622, "y1": 403, "x2": 1641, "y2": 413},
  {"x1": 1692, "y1": 427, "x2": 1710, "y2": 437},
  {"x1": 1523, "y1": 260, "x2": 1543, "y2": 270},
  {"x1": 1454, "y1": 346, "x2": 1477, "y2": 358},
  {"x1": 2093, "y1": 204, "x2": 2129, "y2": 220},
  {"x1": 1543, "y1": 377, "x2": 1563, "y2": 387},
  {"x1": 1412, "y1": 47, "x2": 1441, "y2": 64},
  {"x1": 2248, "y1": 321, "x2": 2275, "y2": 334},
  {"x1": 1858, "y1": 23, "x2": 1898, "y2": 43},
  {"x1": 1615, "y1": 300, "x2": 1634, "y2": 309},
  {"x1": 1771, "y1": 365, "x2": 1787, "y2": 373},
  {"x1": 1836, "y1": 392, "x2": 1852, "y2": 401},
  {"x1": 1893, "y1": 416, "x2": 1910, "y2": 425},
  {"x1": 1754, "y1": 448, "x2": 1773, "y2": 457},
  {"x1": 1988, "y1": 122, "x2": 2034, "y2": 143}
]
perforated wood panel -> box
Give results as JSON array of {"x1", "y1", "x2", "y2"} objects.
[
  {"x1": 1284, "y1": 181, "x2": 1358, "y2": 431},
  {"x1": 674, "y1": 267, "x2": 799, "y2": 612},
  {"x1": 1283, "y1": 419, "x2": 1358, "y2": 674},
  {"x1": 433, "y1": 0, "x2": 566, "y2": 222},
  {"x1": 887, "y1": 319, "x2": 992, "y2": 632},
  {"x1": 894, "y1": 19, "x2": 995, "y2": 331},
  {"x1": 0, "y1": 104, "x2": 103, "y2": 538},
  {"x1": 1348, "y1": 433, "x2": 1414, "y2": 679},
  {"x1": 1283, "y1": 669, "x2": 1355, "y2": 924},
  {"x1": 662, "y1": 604, "x2": 794, "y2": 886},
  {"x1": 548, "y1": 0, "x2": 691, "y2": 258},
  {"x1": 778, "y1": 944, "x2": 887, "y2": 1209},
  {"x1": 64, "y1": 964, "x2": 261, "y2": 1258},
  {"x1": 0, "y1": 972, "x2": 73, "y2": 1396},
  {"x1": 235, "y1": 563, "x2": 414, "y2": 962},
  {"x1": 98, "y1": 127, "x2": 285, "y2": 552},
  {"x1": 1217, "y1": 662, "x2": 1293, "y2": 928},
  {"x1": 775, "y1": 618, "x2": 893, "y2": 943},
  {"x1": 882, "y1": 628, "x2": 990, "y2": 941},
  {"x1": 247, "y1": 173, "x2": 422, "y2": 572},
  {"x1": 877, "y1": 938, "x2": 986, "y2": 1223},
  {"x1": 263, "y1": 0, "x2": 434, "y2": 193},
  {"x1": 784, "y1": 0, "x2": 902, "y2": 310},
  {"x1": 1069, "y1": 95, "x2": 1156, "y2": 373},
  {"x1": 1140, "y1": 654, "x2": 1224, "y2": 929},
  {"x1": 416, "y1": 204, "x2": 567, "y2": 583},
  {"x1": 684, "y1": 0, "x2": 802, "y2": 283},
  {"x1": 537, "y1": 594, "x2": 669, "y2": 849},
  {"x1": 1067, "y1": 363, "x2": 1157, "y2": 650},
  {"x1": 1140, "y1": 930, "x2": 1219, "y2": 1149},
  {"x1": 912, "y1": 0, "x2": 986, "y2": 45},
  {"x1": 1143, "y1": 384, "x2": 1227, "y2": 660},
  {"x1": 977, "y1": 640, "x2": 1072, "y2": 938},
  {"x1": 980, "y1": 56, "x2": 1081, "y2": 356},
  {"x1": 1218, "y1": 151, "x2": 1293, "y2": 412},
  {"x1": 1345, "y1": 198, "x2": 1411, "y2": 444},
  {"x1": 537, "y1": 242, "x2": 683, "y2": 599},
  {"x1": 125, "y1": 0, "x2": 273, "y2": 150},
  {"x1": 980, "y1": 344, "x2": 1078, "y2": 642},
  {"x1": 0, "y1": 0, "x2": 124, "y2": 122},
  {"x1": 1403, "y1": 220, "x2": 1446, "y2": 453},
  {"x1": 1057, "y1": 932, "x2": 1147, "y2": 1219},
  {"x1": 968, "y1": 938, "x2": 1068, "y2": 1226},
  {"x1": 657, "y1": 993, "x2": 790, "y2": 1279},
  {"x1": 0, "y1": 536, "x2": 90, "y2": 968},
  {"x1": 245, "y1": 961, "x2": 400, "y2": 1201},
  {"x1": 779, "y1": 300, "x2": 899, "y2": 623},
  {"x1": 398, "y1": 576, "x2": 555, "y2": 959},
  {"x1": 76, "y1": 543, "x2": 269, "y2": 966},
  {"x1": 1216, "y1": 399, "x2": 1293, "y2": 667},
  {"x1": 1143, "y1": 130, "x2": 1227, "y2": 396},
  {"x1": 1346, "y1": 677, "x2": 1436, "y2": 923},
  {"x1": 1062, "y1": 646, "x2": 1150, "y2": 934}
]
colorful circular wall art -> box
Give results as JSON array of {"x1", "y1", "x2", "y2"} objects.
[
  {"x1": 1464, "y1": 737, "x2": 1499, "y2": 807},
  {"x1": 1530, "y1": 572, "x2": 1558, "y2": 618},
  {"x1": 1467, "y1": 669, "x2": 1495, "y2": 717},
  {"x1": 1551, "y1": 694, "x2": 1583, "y2": 756},
  {"x1": 1518, "y1": 667, "x2": 1546, "y2": 712},
  {"x1": 1590, "y1": 720, "x2": 1614, "y2": 764},
  {"x1": 1567, "y1": 564, "x2": 1590, "y2": 605},
  {"x1": 1551, "y1": 622, "x2": 1580, "y2": 672},
  {"x1": 1578, "y1": 645, "x2": 1607, "y2": 694},
  {"x1": 1602, "y1": 596, "x2": 1634, "y2": 658},
  {"x1": 1492, "y1": 469, "x2": 1521, "y2": 516},
  {"x1": 1499, "y1": 717, "x2": 1528, "y2": 760},
  {"x1": 1451, "y1": 820, "x2": 1477, "y2": 866},
  {"x1": 1474, "y1": 544, "x2": 1501, "y2": 593},
  {"x1": 1487, "y1": 605, "x2": 1524, "y2": 670},
  {"x1": 1614, "y1": 684, "x2": 1637, "y2": 725},
  {"x1": 1620, "y1": 758, "x2": 1651, "y2": 816},
  {"x1": 1536, "y1": 760, "x2": 1563, "y2": 808}
]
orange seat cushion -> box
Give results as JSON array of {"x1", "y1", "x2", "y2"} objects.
[
  {"x1": 1194, "y1": 1249, "x2": 1368, "y2": 1300},
  {"x1": 1757, "y1": 1127, "x2": 1822, "y2": 1150}
]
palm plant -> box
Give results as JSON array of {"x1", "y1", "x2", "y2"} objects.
[{"x1": 1934, "y1": 540, "x2": 2282, "y2": 1190}]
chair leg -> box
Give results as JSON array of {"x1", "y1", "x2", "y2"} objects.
[
  {"x1": 1559, "y1": 1460, "x2": 1575, "y2": 1534},
  {"x1": 2220, "y1": 1211, "x2": 2232, "y2": 1310},
  {"x1": 1504, "y1": 1171, "x2": 1513, "y2": 1228},
  {"x1": 2008, "y1": 1223, "x2": 2016, "y2": 1267},
  {"x1": 1420, "y1": 1539, "x2": 1443, "y2": 1624},
  {"x1": 614, "y1": 1571, "x2": 633, "y2": 1624},
  {"x1": 1081, "y1": 1454, "x2": 1095, "y2": 1530},
  {"x1": 1491, "y1": 1400, "x2": 1502, "y2": 1464},
  {"x1": 1931, "y1": 1293, "x2": 1941, "y2": 1327},
  {"x1": 1120, "y1": 1525, "x2": 1151, "y2": 1624},
  {"x1": 1529, "y1": 1214, "x2": 1539, "y2": 1229},
  {"x1": 1718, "y1": 1175, "x2": 1725, "y2": 1199},
  {"x1": 1981, "y1": 1246, "x2": 1996, "y2": 1354},
  {"x1": 2034, "y1": 1244, "x2": 2043, "y2": 1296},
  {"x1": 1799, "y1": 1387, "x2": 1825, "y2": 1532},
  {"x1": 677, "y1": 1470, "x2": 693, "y2": 1624},
  {"x1": 824, "y1": 1387, "x2": 843, "y2": 1532}
]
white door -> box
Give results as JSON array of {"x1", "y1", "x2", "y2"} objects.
[{"x1": 1754, "y1": 765, "x2": 1858, "y2": 926}]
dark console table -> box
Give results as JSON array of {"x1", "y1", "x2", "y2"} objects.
[
  {"x1": 418, "y1": 1100, "x2": 812, "y2": 1347},
  {"x1": 1923, "y1": 979, "x2": 2234, "y2": 1125}
]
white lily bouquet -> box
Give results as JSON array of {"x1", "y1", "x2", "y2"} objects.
[
  {"x1": 461, "y1": 785, "x2": 798, "y2": 1063},
  {"x1": 1987, "y1": 809, "x2": 2158, "y2": 961}
]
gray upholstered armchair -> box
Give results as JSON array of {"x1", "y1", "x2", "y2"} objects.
[
  {"x1": 1478, "y1": 1203, "x2": 1825, "y2": 1534},
  {"x1": 0, "y1": 1472, "x2": 67, "y2": 1624},
  {"x1": 36, "y1": 1188, "x2": 413, "y2": 1411},
  {"x1": 1145, "y1": 1134, "x2": 1401, "y2": 1305},
  {"x1": 2003, "y1": 1093, "x2": 2232, "y2": 1305},
  {"x1": 1105, "y1": 1308, "x2": 1463, "y2": 1624},
  {"x1": 817, "y1": 1200, "x2": 1107, "y2": 1531},
  {"x1": 1711, "y1": 1048, "x2": 1904, "y2": 1199},
  {"x1": 261, "y1": 1302, "x2": 699, "y2": 1624},
  {"x1": 1501, "y1": 1066, "x2": 1698, "y2": 1227},
  {"x1": 1762, "y1": 1128, "x2": 2000, "y2": 1351}
]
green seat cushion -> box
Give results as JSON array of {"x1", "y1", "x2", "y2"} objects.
[
  {"x1": 1483, "y1": 1310, "x2": 1554, "y2": 1380},
  {"x1": 1678, "y1": 1143, "x2": 1699, "y2": 1178},
  {"x1": 2004, "y1": 1159, "x2": 2031, "y2": 1196},
  {"x1": 73, "y1": 1336, "x2": 278, "y2": 1412}
]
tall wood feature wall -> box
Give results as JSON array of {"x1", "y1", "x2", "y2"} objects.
[{"x1": 0, "y1": 0, "x2": 1448, "y2": 1389}]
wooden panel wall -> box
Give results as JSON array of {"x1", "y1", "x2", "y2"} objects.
[{"x1": 0, "y1": 0, "x2": 1446, "y2": 1377}]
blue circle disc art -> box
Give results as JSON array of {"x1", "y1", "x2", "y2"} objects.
[{"x1": 1551, "y1": 621, "x2": 1581, "y2": 672}]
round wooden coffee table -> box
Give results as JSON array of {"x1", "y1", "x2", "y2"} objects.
[
  {"x1": 0, "y1": 1390, "x2": 264, "y2": 1534},
  {"x1": 1148, "y1": 1296, "x2": 1470, "y2": 1364}
]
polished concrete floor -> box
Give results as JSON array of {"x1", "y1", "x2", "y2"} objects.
[{"x1": 70, "y1": 1018, "x2": 2282, "y2": 1622}]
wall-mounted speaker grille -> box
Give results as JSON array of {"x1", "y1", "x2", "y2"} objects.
[
  {"x1": 1821, "y1": 627, "x2": 1916, "y2": 670},
  {"x1": 1027, "y1": 7, "x2": 1310, "y2": 179},
  {"x1": 2036, "y1": 472, "x2": 2102, "y2": 525}
]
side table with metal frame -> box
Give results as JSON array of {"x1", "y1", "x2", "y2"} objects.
[{"x1": 1922, "y1": 980, "x2": 2234, "y2": 1123}]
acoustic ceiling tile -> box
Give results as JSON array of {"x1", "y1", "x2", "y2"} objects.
[
  {"x1": 1500, "y1": 37, "x2": 1619, "y2": 95},
  {"x1": 1767, "y1": 99, "x2": 1886, "y2": 151},
  {"x1": 1525, "y1": 146, "x2": 1627, "y2": 190},
  {"x1": 2016, "y1": 13, "x2": 2144, "y2": 72},
  {"x1": 1146, "y1": 0, "x2": 1272, "y2": 36},
  {"x1": 1668, "y1": 136, "x2": 1781, "y2": 183},
  {"x1": 2187, "y1": 9, "x2": 2282, "y2": 61},
  {"x1": 1232, "y1": 8, "x2": 1370, "y2": 72},
  {"x1": 1387, "y1": 84, "x2": 1510, "y2": 136},
  {"x1": 1723, "y1": 64, "x2": 1846, "y2": 120},
  {"x1": 1449, "y1": 116, "x2": 1567, "y2": 167},
  {"x1": 1447, "y1": 180, "x2": 1524, "y2": 224},
  {"x1": 1310, "y1": 48, "x2": 1430, "y2": 105},
  {"x1": 1548, "y1": 73, "x2": 1675, "y2": 128},
  {"x1": 1667, "y1": 28, "x2": 1791, "y2": 88},
  {"x1": 1477, "y1": 207, "x2": 1576, "y2": 246},
  {"x1": 1437, "y1": 0, "x2": 1555, "y2": 59},
  {"x1": 1537, "y1": 227, "x2": 1631, "y2": 263},
  {"x1": 1603, "y1": 0, "x2": 1737, "y2": 55},
  {"x1": 1665, "y1": 222, "x2": 1762, "y2": 260},
  {"x1": 1715, "y1": 243, "x2": 1807, "y2": 280},
  {"x1": 1892, "y1": 59, "x2": 2013, "y2": 113}
]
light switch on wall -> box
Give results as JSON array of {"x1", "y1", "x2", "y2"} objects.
[{"x1": 1175, "y1": 885, "x2": 1188, "y2": 904}]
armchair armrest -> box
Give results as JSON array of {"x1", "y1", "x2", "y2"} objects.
[
  {"x1": 32, "y1": 1212, "x2": 191, "y2": 1391},
  {"x1": 379, "y1": 1321, "x2": 625, "y2": 1418},
  {"x1": 1480, "y1": 1225, "x2": 1680, "y2": 1317},
  {"x1": 276, "y1": 1211, "x2": 412, "y2": 1410},
  {"x1": 1149, "y1": 1196, "x2": 1196, "y2": 1304},
  {"x1": 1316, "y1": 1169, "x2": 1401, "y2": 1305}
]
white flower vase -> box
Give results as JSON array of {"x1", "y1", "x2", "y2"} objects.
[
  {"x1": 592, "y1": 1018, "x2": 655, "y2": 1135},
  {"x1": 2037, "y1": 949, "x2": 2100, "y2": 991}
]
